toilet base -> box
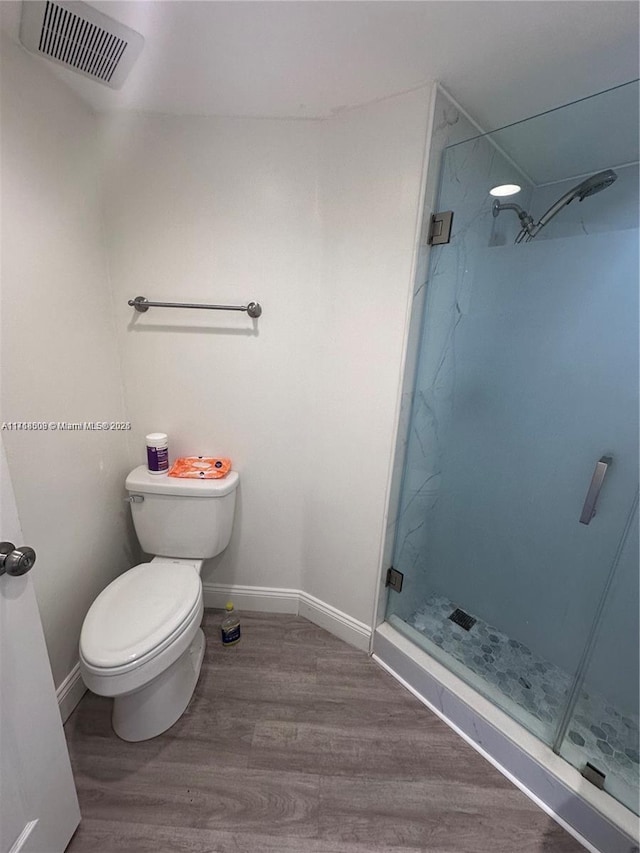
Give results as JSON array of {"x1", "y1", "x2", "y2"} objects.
[{"x1": 112, "y1": 628, "x2": 206, "y2": 742}]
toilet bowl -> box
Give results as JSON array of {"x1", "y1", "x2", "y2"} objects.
[
  {"x1": 79, "y1": 466, "x2": 239, "y2": 741},
  {"x1": 80, "y1": 558, "x2": 205, "y2": 740}
]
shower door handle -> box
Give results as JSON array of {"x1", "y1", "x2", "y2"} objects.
[{"x1": 579, "y1": 456, "x2": 612, "y2": 524}]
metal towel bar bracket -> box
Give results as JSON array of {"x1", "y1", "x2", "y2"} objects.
[{"x1": 128, "y1": 295, "x2": 262, "y2": 318}]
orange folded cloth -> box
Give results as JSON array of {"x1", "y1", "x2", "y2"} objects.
[{"x1": 168, "y1": 456, "x2": 232, "y2": 479}]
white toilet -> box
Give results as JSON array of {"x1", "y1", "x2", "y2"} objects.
[{"x1": 79, "y1": 464, "x2": 239, "y2": 742}]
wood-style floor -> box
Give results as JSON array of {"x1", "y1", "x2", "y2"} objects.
[{"x1": 64, "y1": 612, "x2": 585, "y2": 852}]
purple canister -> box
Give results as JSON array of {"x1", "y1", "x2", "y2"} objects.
[{"x1": 146, "y1": 432, "x2": 169, "y2": 474}]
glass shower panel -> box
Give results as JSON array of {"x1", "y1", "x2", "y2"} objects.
[{"x1": 386, "y1": 81, "x2": 639, "y2": 812}]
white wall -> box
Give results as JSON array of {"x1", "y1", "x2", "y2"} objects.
[
  {"x1": 1, "y1": 35, "x2": 431, "y2": 691},
  {"x1": 303, "y1": 89, "x2": 431, "y2": 624},
  {"x1": 101, "y1": 89, "x2": 431, "y2": 627},
  {"x1": 101, "y1": 113, "x2": 322, "y2": 594},
  {"x1": 0, "y1": 36, "x2": 136, "y2": 688}
]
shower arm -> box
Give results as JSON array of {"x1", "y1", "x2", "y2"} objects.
[{"x1": 492, "y1": 200, "x2": 536, "y2": 236}]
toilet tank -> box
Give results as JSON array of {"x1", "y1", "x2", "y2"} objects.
[{"x1": 125, "y1": 465, "x2": 239, "y2": 559}]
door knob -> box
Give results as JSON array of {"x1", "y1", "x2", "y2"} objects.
[{"x1": 0, "y1": 541, "x2": 36, "y2": 577}]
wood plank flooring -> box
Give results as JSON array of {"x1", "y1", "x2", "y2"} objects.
[{"x1": 64, "y1": 612, "x2": 586, "y2": 852}]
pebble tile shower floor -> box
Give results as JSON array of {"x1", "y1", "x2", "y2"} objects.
[{"x1": 406, "y1": 593, "x2": 639, "y2": 809}]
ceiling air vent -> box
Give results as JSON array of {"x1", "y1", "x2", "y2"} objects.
[{"x1": 19, "y1": 1, "x2": 144, "y2": 89}]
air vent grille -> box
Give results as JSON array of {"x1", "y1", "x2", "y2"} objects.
[
  {"x1": 20, "y1": 1, "x2": 144, "y2": 90},
  {"x1": 38, "y1": 1, "x2": 127, "y2": 83}
]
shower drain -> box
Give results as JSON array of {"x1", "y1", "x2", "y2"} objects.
[{"x1": 449, "y1": 608, "x2": 476, "y2": 631}]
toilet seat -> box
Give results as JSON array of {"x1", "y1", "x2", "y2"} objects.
[{"x1": 80, "y1": 561, "x2": 201, "y2": 673}]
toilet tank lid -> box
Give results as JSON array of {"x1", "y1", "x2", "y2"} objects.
[{"x1": 126, "y1": 465, "x2": 239, "y2": 497}]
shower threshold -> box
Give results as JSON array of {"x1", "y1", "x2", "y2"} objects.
[{"x1": 403, "y1": 593, "x2": 638, "y2": 804}]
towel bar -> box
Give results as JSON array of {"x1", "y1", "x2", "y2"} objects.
[{"x1": 128, "y1": 296, "x2": 262, "y2": 318}]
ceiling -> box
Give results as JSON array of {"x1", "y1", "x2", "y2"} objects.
[{"x1": 1, "y1": 1, "x2": 638, "y2": 133}]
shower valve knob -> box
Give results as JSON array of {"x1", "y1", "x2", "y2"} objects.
[{"x1": 0, "y1": 542, "x2": 36, "y2": 577}]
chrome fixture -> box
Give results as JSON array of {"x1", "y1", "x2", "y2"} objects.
[
  {"x1": 0, "y1": 542, "x2": 36, "y2": 577},
  {"x1": 491, "y1": 199, "x2": 535, "y2": 237},
  {"x1": 579, "y1": 456, "x2": 612, "y2": 525},
  {"x1": 427, "y1": 210, "x2": 454, "y2": 245},
  {"x1": 128, "y1": 296, "x2": 262, "y2": 318},
  {"x1": 492, "y1": 169, "x2": 618, "y2": 243}
]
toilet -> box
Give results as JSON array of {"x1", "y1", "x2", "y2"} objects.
[{"x1": 79, "y1": 464, "x2": 239, "y2": 742}]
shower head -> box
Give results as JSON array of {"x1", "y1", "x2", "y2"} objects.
[
  {"x1": 533, "y1": 169, "x2": 618, "y2": 234},
  {"x1": 492, "y1": 168, "x2": 619, "y2": 243},
  {"x1": 574, "y1": 169, "x2": 618, "y2": 201}
]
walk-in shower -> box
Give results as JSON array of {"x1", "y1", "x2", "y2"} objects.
[
  {"x1": 379, "y1": 80, "x2": 639, "y2": 841},
  {"x1": 493, "y1": 168, "x2": 618, "y2": 242}
]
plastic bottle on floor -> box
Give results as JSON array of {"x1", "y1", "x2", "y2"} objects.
[{"x1": 221, "y1": 601, "x2": 241, "y2": 646}]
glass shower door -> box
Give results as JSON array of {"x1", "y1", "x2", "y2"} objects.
[
  {"x1": 558, "y1": 495, "x2": 639, "y2": 814},
  {"x1": 386, "y1": 81, "x2": 639, "y2": 812}
]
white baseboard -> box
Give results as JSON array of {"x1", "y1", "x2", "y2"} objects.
[
  {"x1": 56, "y1": 662, "x2": 87, "y2": 723},
  {"x1": 202, "y1": 583, "x2": 299, "y2": 614},
  {"x1": 298, "y1": 591, "x2": 371, "y2": 652},
  {"x1": 202, "y1": 582, "x2": 372, "y2": 652}
]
